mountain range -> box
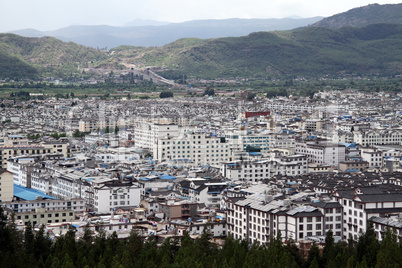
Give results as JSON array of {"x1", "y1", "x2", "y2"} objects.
[
  {"x1": 1, "y1": 3, "x2": 402, "y2": 80},
  {"x1": 9, "y1": 17, "x2": 322, "y2": 48},
  {"x1": 114, "y1": 23, "x2": 402, "y2": 79}
]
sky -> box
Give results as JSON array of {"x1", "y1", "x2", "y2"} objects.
[{"x1": 0, "y1": 0, "x2": 401, "y2": 32}]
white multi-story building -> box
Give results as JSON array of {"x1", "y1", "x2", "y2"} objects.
[
  {"x1": 153, "y1": 131, "x2": 232, "y2": 166},
  {"x1": 221, "y1": 154, "x2": 307, "y2": 182},
  {"x1": 93, "y1": 181, "x2": 143, "y2": 214},
  {"x1": 226, "y1": 195, "x2": 340, "y2": 244},
  {"x1": 2, "y1": 198, "x2": 85, "y2": 213},
  {"x1": 7, "y1": 157, "x2": 35, "y2": 187},
  {"x1": 295, "y1": 140, "x2": 346, "y2": 167},
  {"x1": 354, "y1": 129, "x2": 402, "y2": 147},
  {"x1": 177, "y1": 178, "x2": 228, "y2": 207},
  {"x1": 135, "y1": 123, "x2": 180, "y2": 149},
  {"x1": 360, "y1": 148, "x2": 384, "y2": 168},
  {"x1": 332, "y1": 131, "x2": 355, "y2": 144},
  {"x1": 332, "y1": 186, "x2": 402, "y2": 240},
  {"x1": 264, "y1": 102, "x2": 314, "y2": 113},
  {"x1": 224, "y1": 129, "x2": 271, "y2": 152},
  {"x1": 360, "y1": 146, "x2": 402, "y2": 168},
  {"x1": 0, "y1": 168, "x2": 14, "y2": 202}
]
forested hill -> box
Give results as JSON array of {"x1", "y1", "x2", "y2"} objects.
[
  {"x1": 1, "y1": 23, "x2": 402, "y2": 80},
  {"x1": 116, "y1": 23, "x2": 402, "y2": 79},
  {"x1": 312, "y1": 3, "x2": 402, "y2": 29},
  {"x1": 0, "y1": 33, "x2": 108, "y2": 79}
]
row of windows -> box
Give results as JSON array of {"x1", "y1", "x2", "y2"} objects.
[{"x1": 17, "y1": 212, "x2": 74, "y2": 220}]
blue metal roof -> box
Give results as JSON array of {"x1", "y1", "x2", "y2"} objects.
[
  {"x1": 345, "y1": 169, "x2": 359, "y2": 172},
  {"x1": 160, "y1": 175, "x2": 176, "y2": 180},
  {"x1": 14, "y1": 184, "x2": 57, "y2": 200},
  {"x1": 139, "y1": 177, "x2": 153, "y2": 181}
]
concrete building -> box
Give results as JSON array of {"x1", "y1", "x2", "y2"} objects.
[
  {"x1": 226, "y1": 194, "x2": 339, "y2": 244},
  {"x1": 295, "y1": 140, "x2": 346, "y2": 167},
  {"x1": 93, "y1": 181, "x2": 142, "y2": 214},
  {"x1": 153, "y1": 131, "x2": 231, "y2": 166},
  {"x1": 159, "y1": 200, "x2": 198, "y2": 220},
  {"x1": 221, "y1": 154, "x2": 307, "y2": 182},
  {"x1": 0, "y1": 168, "x2": 14, "y2": 202},
  {"x1": 354, "y1": 129, "x2": 402, "y2": 147},
  {"x1": 135, "y1": 123, "x2": 180, "y2": 149},
  {"x1": 332, "y1": 186, "x2": 402, "y2": 240}
]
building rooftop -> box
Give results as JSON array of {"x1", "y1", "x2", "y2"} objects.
[{"x1": 14, "y1": 184, "x2": 57, "y2": 201}]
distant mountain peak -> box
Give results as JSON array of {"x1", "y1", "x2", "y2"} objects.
[{"x1": 123, "y1": 19, "x2": 171, "y2": 27}]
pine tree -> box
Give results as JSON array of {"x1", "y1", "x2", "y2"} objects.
[
  {"x1": 24, "y1": 221, "x2": 35, "y2": 256},
  {"x1": 375, "y1": 228, "x2": 401, "y2": 268},
  {"x1": 356, "y1": 221, "x2": 379, "y2": 267}
]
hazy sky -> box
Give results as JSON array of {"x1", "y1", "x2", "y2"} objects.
[{"x1": 0, "y1": 0, "x2": 400, "y2": 32}]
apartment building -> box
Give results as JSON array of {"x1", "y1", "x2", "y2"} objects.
[
  {"x1": 332, "y1": 186, "x2": 402, "y2": 240},
  {"x1": 93, "y1": 180, "x2": 143, "y2": 214},
  {"x1": 295, "y1": 140, "x2": 346, "y2": 167},
  {"x1": 224, "y1": 129, "x2": 271, "y2": 152},
  {"x1": 159, "y1": 200, "x2": 198, "y2": 219},
  {"x1": 135, "y1": 123, "x2": 180, "y2": 149},
  {"x1": 354, "y1": 129, "x2": 402, "y2": 147},
  {"x1": 2, "y1": 198, "x2": 85, "y2": 226},
  {"x1": 2, "y1": 198, "x2": 85, "y2": 213},
  {"x1": 0, "y1": 168, "x2": 13, "y2": 202},
  {"x1": 177, "y1": 179, "x2": 228, "y2": 207},
  {"x1": 153, "y1": 131, "x2": 232, "y2": 166},
  {"x1": 221, "y1": 154, "x2": 308, "y2": 182},
  {"x1": 226, "y1": 195, "x2": 340, "y2": 244},
  {"x1": 0, "y1": 141, "x2": 69, "y2": 168}
]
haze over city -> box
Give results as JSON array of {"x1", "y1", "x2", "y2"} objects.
[{"x1": 0, "y1": 0, "x2": 401, "y2": 32}]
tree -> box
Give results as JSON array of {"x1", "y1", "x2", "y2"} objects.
[
  {"x1": 246, "y1": 92, "x2": 256, "y2": 100},
  {"x1": 356, "y1": 221, "x2": 380, "y2": 267},
  {"x1": 24, "y1": 221, "x2": 35, "y2": 255},
  {"x1": 203, "y1": 87, "x2": 215, "y2": 96},
  {"x1": 159, "y1": 91, "x2": 174, "y2": 98},
  {"x1": 323, "y1": 229, "x2": 335, "y2": 265},
  {"x1": 375, "y1": 228, "x2": 401, "y2": 268}
]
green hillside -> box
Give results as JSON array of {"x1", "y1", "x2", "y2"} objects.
[
  {"x1": 1, "y1": 22, "x2": 402, "y2": 80},
  {"x1": 312, "y1": 3, "x2": 402, "y2": 28},
  {"x1": 114, "y1": 23, "x2": 402, "y2": 79},
  {"x1": 0, "y1": 50, "x2": 38, "y2": 79},
  {"x1": 0, "y1": 34, "x2": 109, "y2": 79}
]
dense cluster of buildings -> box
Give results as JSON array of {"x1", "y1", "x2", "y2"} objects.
[{"x1": 2, "y1": 89, "x2": 402, "y2": 244}]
